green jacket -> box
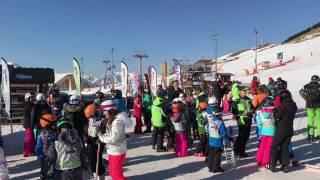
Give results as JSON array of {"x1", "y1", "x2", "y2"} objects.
[
  {"x1": 151, "y1": 98, "x2": 166, "y2": 128},
  {"x1": 196, "y1": 111, "x2": 207, "y2": 135},
  {"x1": 236, "y1": 96, "x2": 253, "y2": 126},
  {"x1": 232, "y1": 83, "x2": 240, "y2": 101},
  {"x1": 142, "y1": 94, "x2": 152, "y2": 112}
]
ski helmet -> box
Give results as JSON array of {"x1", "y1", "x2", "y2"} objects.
[
  {"x1": 40, "y1": 113, "x2": 57, "y2": 128},
  {"x1": 36, "y1": 93, "x2": 46, "y2": 102},
  {"x1": 198, "y1": 102, "x2": 208, "y2": 110},
  {"x1": 262, "y1": 96, "x2": 274, "y2": 107},
  {"x1": 57, "y1": 117, "x2": 74, "y2": 129},
  {"x1": 279, "y1": 90, "x2": 292, "y2": 101},
  {"x1": 311, "y1": 75, "x2": 320, "y2": 82},
  {"x1": 100, "y1": 100, "x2": 117, "y2": 111},
  {"x1": 112, "y1": 89, "x2": 122, "y2": 99},
  {"x1": 208, "y1": 97, "x2": 217, "y2": 105},
  {"x1": 96, "y1": 91, "x2": 104, "y2": 99},
  {"x1": 84, "y1": 103, "x2": 96, "y2": 118},
  {"x1": 69, "y1": 95, "x2": 81, "y2": 105},
  {"x1": 275, "y1": 80, "x2": 287, "y2": 90},
  {"x1": 25, "y1": 92, "x2": 35, "y2": 101}
]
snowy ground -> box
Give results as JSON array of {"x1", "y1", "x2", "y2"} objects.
[{"x1": 3, "y1": 112, "x2": 320, "y2": 180}]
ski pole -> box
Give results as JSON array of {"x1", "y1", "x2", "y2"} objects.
[{"x1": 95, "y1": 143, "x2": 101, "y2": 180}]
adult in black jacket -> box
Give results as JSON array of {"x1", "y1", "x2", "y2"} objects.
[
  {"x1": 31, "y1": 93, "x2": 52, "y2": 139},
  {"x1": 63, "y1": 95, "x2": 88, "y2": 142},
  {"x1": 213, "y1": 80, "x2": 224, "y2": 107},
  {"x1": 167, "y1": 80, "x2": 183, "y2": 101},
  {"x1": 270, "y1": 90, "x2": 297, "y2": 173},
  {"x1": 23, "y1": 92, "x2": 36, "y2": 157},
  {"x1": 299, "y1": 75, "x2": 320, "y2": 142}
]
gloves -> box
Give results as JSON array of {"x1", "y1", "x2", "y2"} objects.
[{"x1": 97, "y1": 120, "x2": 106, "y2": 134}]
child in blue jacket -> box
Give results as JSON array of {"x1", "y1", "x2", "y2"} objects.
[
  {"x1": 205, "y1": 105, "x2": 228, "y2": 173},
  {"x1": 35, "y1": 114, "x2": 57, "y2": 179}
]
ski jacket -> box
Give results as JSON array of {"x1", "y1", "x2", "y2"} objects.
[
  {"x1": 35, "y1": 128, "x2": 57, "y2": 160},
  {"x1": 151, "y1": 98, "x2": 167, "y2": 128},
  {"x1": 252, "y1": 92, "x2": 268, "y2": 109},
  {"x1": 31, "y1": 101, "x2": 52, "y2": 129},
  {"x1": 273, "y1": 99, "x2": 297, "y2": 137},
  {"x1": 114, "y1": 98, "x2": 127, "y2": 113},
  {"x1": 133, "y1": 98, "x2": 143, "y2": 118},
  {"x1": 231, "y1": 83, "x2": 240, "y2": 101},
  {"x1": 98, "y1": 113, "x2": 128, "y2": 155},
  {"x1": 196, "y1": 111, "x2": 207, "y2": 135},
  {"x1": 300, "y1": 82, "x2": 320, "y2": 108},
  {"x1": 46, "y1": 129, "x2": 85, "y2": 171},
  {"x1": 235, "y1": 96, "x2": 253, "y2": 126},
  {"x1": 170, "y1": 112, "x2": 186, "y2": 133},
  {"x1": 142, "y1": 94, "x2": 152, "y2": 112},
  {"x1": 167, "y1": 86, "x2": 183, "y2": 101},
  {"x1": 23, "y1": 102, "x2": 34, "y2": 128},
  {"x1": 257, "y1": 107, "x2": 275, "y2": 136},
  {"x1": 196, "y1": 92, "x2": 208, "y2": 108},
  {"x1": 63, "y1": 104, "x2": 88, "y2": 138},
  {"x1": 207, "y1": 116, "x2": 228, "y2": 148},
  {"x1": 250, "y1": 80, "x2": 260, "y2": 95}
]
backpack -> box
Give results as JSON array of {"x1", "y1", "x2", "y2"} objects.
[{"x1": 303, "y1": 83, "x2": 320, "y2": 103}]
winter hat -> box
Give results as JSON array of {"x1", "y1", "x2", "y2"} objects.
[
  {"x1": 100, "y1": 100, "x2": 117, "y2": 111},
  {"x1": 40, "y1": 113, "x2": 57, "y2": 128},
  {"x1": 57, "y1": 117, "x2": 74, "y2": 129}
]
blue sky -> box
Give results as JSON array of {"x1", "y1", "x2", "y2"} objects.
[{"x1": 0, "y1": 0, "x2": 319, "y2": 77}]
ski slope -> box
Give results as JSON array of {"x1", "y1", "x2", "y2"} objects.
[{"x1": 220, "y1": 36, "x2": 320, "y2": 108}]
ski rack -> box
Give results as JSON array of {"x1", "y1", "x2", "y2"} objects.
[{"x1": 224, "y1": 126, "x2": 236, "y2": 169}]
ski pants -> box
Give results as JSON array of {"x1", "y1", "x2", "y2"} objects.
[
  {"x1": 23, "y1": 128, "x2": 36, "y2": 157},
  {"x1": 152, "y1": 127, "x2": 165, "y2": 150},
  {"x1": 143, "y1": 110, "x2": 152, "y2": 132},
  {"x1": 256, "y1": 135, "x2": 273, "y2": 166},
  {"x1": 88, "y1": 138, "x2": 106, "y2": 176},
  {"x1": 108, "y1": 153, "x2": 126, "y2": 180},
  {"x1": 208, "y1": 147, "x2": 223, "y2": 171},
  {"x1": 234, "y1": 124, "x2": 251, "y2": 155},
  {"x1": 270, "y1": 134, "x2": 292, "y2": 167},
  {"x1": 307, "y1": 108, "x2": 320, "y2": 137}
]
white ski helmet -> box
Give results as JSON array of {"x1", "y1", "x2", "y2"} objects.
[
  {"x1": 69, "y1": 95, "x2": 81, "y2": 105},
  {"x1": 36, "y1": 93, "x2": 46, "y2": 102},
  {"x1": 208, "y1": 96, "x2": 217, "y2": 105},
  {"x1": 25, "y1": 92, "x2": 35, "y2": 101},
  {"x1": 100, "y1": 100, "x2": 117, "y2": 111}
]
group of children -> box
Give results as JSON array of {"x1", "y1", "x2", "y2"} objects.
[{"x1": 22, "y1": 89, "x2": 132, "y2": 180}]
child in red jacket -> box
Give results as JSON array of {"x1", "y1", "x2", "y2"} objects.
[{"x1": 134, "y1": 96, "x2": 143, "y2": 134}]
